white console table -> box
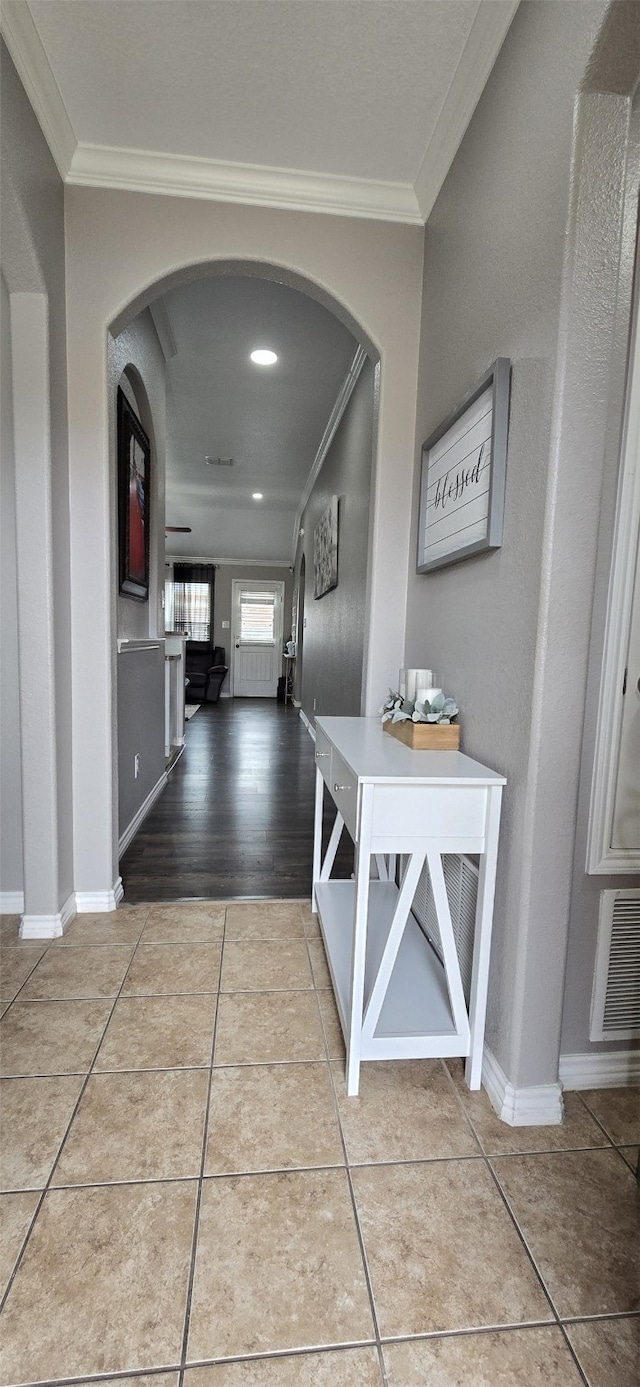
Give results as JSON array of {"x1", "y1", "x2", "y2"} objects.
[{"x1": 312, "y1": 717, "x2": 505, "y2": 1096}]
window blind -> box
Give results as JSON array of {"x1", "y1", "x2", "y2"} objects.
[{"x1": 239, "y1": 589, "x2": 276, "y2": 643}]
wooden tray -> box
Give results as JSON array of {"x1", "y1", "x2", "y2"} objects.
[{"x1": 383, "y1": 719, "x2": 460, "y2": 751}]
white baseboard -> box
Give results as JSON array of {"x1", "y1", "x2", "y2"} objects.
[
  {"x1": 118, "y1": 772, "x2": 167, "y2": 856},
  {"x1": 560, "y1": 1049, "x2": 640, "y2": 1090},
  {"x1": 482, "y1": 1046, "x2": 564, "y2": 1126},
  {"x1": 0, "y1": 891, "x2": 25, "y2": 913},
  {"x1": 19, "y1": 891, "x2": 76, "y2": 940},
  {"x1": 76, "y1": 877, "x2": 124, "y2": 914},
  {"x1": 299, "y1": 708, "x2": 315, "y2": 739},
  {"x1": 220, "y1": 690, "x2": 232, "y2": 698}
]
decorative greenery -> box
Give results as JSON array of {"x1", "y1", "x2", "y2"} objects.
[{"x1": 380, "y1": 690, "x2": 459, "y2": 726}]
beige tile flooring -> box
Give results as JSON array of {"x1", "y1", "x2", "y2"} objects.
[{"x1": 0, "y1": 901, "x2": 638, "y2": 1387}]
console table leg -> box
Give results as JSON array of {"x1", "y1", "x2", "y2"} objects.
[
  {"x1": 346, "y1": 784, "x2": 374, "y2": 1096},
  {"x1": 312, "y1": 768, "x2": 324, "y2": 911},
  {"x1": 466, "y1": 784, "x2": 503, "y2": 1089}
]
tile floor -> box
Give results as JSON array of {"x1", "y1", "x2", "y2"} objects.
[{"x1": 0, "y1": 900, "x2": 638, "y2": 1387}]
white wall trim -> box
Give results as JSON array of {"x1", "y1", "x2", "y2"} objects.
[
  {"x1": 292, "y1": 346, "x2": 368, "y2": 557},
  {"x1": 299, "y1": 708, "x2": 315, "y2": 740},
  {"x1": 414, "y1": 0, "x2": 520, "y2": 222},
  {"x1": 19, "y1": 891, "x2": 76, "y2": 939},
  {"x1": 76, "y1": 878, "x2": 124, "y2": 914},
  {"x1": 67, "y1": 143, "x2": 423, "y2": 225},
  {"x1": 482, "y1": 1045, "x2": 564, "y2": 1126},
  {"x1": 0, "y1": 0, "x2": 76, "y2": 179},
  {"x1": 0, "y1": 891, "x2": 25, "y2": 913},
  {"x1": 118, "y1": 771, "x2": 168, "y2": 857},
  {"x1": 560, "y1": 1049, "x2": 640, "y2": 1090}
]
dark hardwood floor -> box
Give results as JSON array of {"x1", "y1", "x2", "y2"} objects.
[{"x1": 120, "y1": 698, "x2": 354, "y2": 903}]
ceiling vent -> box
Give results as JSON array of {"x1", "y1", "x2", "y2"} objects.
[
  {"x1": 590, "y1": 889, "x2": 640, "y2": 1041},
  {"x1": 205, "y1": 456, "x2": 234, "y2": 467}
]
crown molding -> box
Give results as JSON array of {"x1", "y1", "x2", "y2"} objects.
[
  {"x1": 4, "y1": 0, "x2": 517, "y2": 225},
  {"x1": 414, "y1": 0, "x2": 520, "y2": 222},
  {"x1": 149, "y1": 298, "x2": 177, "y2": 362},
  {"x1": 66, "y1": 142, "x2": 423, "y2": 224},
  {"x1": 292, "y1": 346, "x2": 367, "y2": 556},
  {"x1": 1, "y1": 0, "x2": 76, "y2": 178},
  {"x1": 165, "y1": 555, "x2": 292, "y2": 568}
]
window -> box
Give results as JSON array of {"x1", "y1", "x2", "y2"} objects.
[
  {"x1": 173, "y1": 581, "x2": 211, "y2": 640},
  {"x1": 239, "y1": 589, "x2": 276, "y2": 643},
  {"x1": 169, "y1": 563, "x2": 214, "y2": 640}
]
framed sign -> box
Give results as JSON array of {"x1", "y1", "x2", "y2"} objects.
[
  {"x1": 118, "y1": 387, "x2": 150, "y2": 601},
  {"x1": 417, "y1": 358, "x2": 510, "y2": 574}
]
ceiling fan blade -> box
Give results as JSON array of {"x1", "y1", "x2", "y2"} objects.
[{"x1": 165, "y1": 526, "x2": 192, "y2": 532}]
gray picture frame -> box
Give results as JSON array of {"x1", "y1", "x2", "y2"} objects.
[{"x1": 416, "y1": 357, "x2": 511, "y2": 574}]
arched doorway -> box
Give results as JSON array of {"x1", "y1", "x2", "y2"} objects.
[
  {"x1": 63, "y1": 198, "x2": 423, "y2": 903},
  {"x1": 111, "y1": 263, "x2": 377, "y2": 897}
]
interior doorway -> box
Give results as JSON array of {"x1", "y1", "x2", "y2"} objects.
[{"x1": 231, "y1": 579, "x2": 284, "y2": 697}]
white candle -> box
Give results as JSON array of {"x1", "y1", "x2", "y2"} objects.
[
  {"x1": 405, "y1": 669, "x2": 419, "y2": 701},
  {"x1": 416, "y1": 686, "x2": 442, "y2": 707}
]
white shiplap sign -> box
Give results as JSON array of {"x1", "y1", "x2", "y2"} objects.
[{"x1": 417, "y1": 359, "x2": 510, "y2": 574}]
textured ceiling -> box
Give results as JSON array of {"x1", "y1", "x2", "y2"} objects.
[
  {"x1": 27, "y1": 0, "x2": 479, "y2": 182},
  {"x1": 157, "y1": 274, "x2": 358, "y2": 563}
]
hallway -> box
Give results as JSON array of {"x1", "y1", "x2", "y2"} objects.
[
  {"x1": 0, "y1": 899, "x2": 638, "y2": 1385},
  {"x1": 120, "y1": 700, "x2": 353, "y2": 903}
]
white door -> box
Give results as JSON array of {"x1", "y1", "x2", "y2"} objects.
[{"x1": 232, "y1": 580, "x2": 284, "y2": 697}]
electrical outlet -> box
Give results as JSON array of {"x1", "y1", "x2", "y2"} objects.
[
  {"x1": 134, "y1": 753, "x2": 140, "y2": 779},
  {"x1": 222, "y1": 620, "x2": 230, "y2": 629}
]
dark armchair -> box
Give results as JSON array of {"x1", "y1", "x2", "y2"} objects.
[{"x1": 185, "y1": 642, "x2": 228, "y2": 703}]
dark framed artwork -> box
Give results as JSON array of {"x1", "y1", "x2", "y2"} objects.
[
  {"x1": 314, "y1": 495, "x2": 339, "y2": 598},
  {"x1": 118, "y1": 387, "x2": 150, "y2": 600},
  {"x1": 416, "y1": 357, "x2": 511, "y2": 574}
]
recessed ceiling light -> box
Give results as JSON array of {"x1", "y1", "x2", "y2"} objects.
[
  {"x1": 252, "y1": 492, "x2": 264, "y2": 500},
  {"x1": 250, "y1": 349, "x2": 278, "y2": 366}
]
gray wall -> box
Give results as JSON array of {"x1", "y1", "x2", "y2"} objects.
[
  {"x1": 111, "y1": 311, "x2": 167, "y2": 842},
  {"x1": 294, "y1": 357, "x2": 375, "y2": 720},
  {"x1": 0, "y1": 271, "x2": 23, "y2": 895},
  {"x1": 1, "y1": 40, "x2": 73, "y2": 916},
  {"x1": 117, "y1": 646, "x2": 166, "y2": 840},
  {"x1": 404, "y1": 0, "x2": 624, "y2": 1086},
  {"x1": 110, "y1": 311, "x2": 166, "y2": 641}
]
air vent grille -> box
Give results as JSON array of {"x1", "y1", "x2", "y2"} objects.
[
  {"x1": 205, "y1": 456, "x2": 234, "y2": 467},
  {"x1": 400, "y1": 853, "x2": 478, "y2": 1005},
  {"x1": 590, "y1": 890, "x2": 640, "y2": 1040}
]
